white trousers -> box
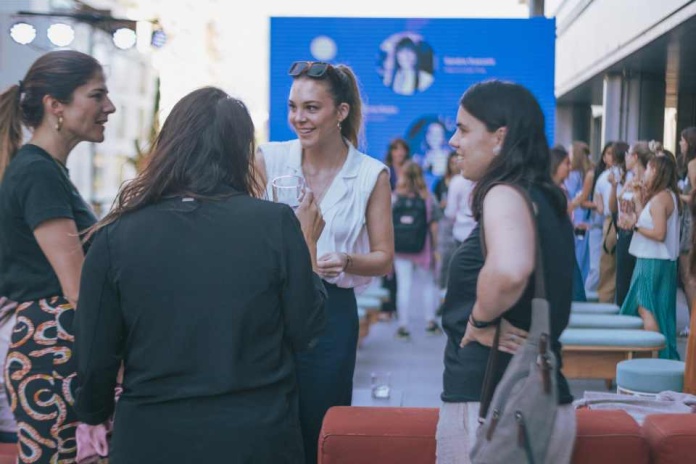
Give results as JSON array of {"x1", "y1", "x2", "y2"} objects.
[
  {"x1": 436, "y1": 402, "x2": 576, "y2": 464},
  {"x1": 394, "y1": 257, "x2": 438, "y2": 328},
  {"x1": 585, "y1": 226, "x2": 603, "y2": 294}
]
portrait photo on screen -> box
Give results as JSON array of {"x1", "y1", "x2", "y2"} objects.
[
  {"x1": 378, "y1": 32, "x2": 435, "y2": 96},
  {"x1": 406, "y1": 115, "x2": 453, "y2": 179}
]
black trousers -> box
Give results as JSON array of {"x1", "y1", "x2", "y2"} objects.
[
  {"x1": 615, "y1": 228, "x2": 636, "y2": 306},
  {"x1": 294, "y1": 283, "x2": 358, "y2": 464}
]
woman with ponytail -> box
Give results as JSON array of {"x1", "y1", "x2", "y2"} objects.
[
  {"x1": 256, "y1": 61, "x2": 394, "y2": 464},
  {"x1": 0, "y1": 50, "x2": 115, "y2": 463}
]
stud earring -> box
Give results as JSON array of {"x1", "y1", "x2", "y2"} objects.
[
  {"x1": 492, "y1": 145, "x2": 501, "y2": 156},
  {"x1": 55, "y1": 116, "x2": 63, "y2": 132},
  {"x1": 337, "y1": 120, "x2": 342, "y2": 130}
]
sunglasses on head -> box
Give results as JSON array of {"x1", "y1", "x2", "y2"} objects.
[{"x1": 288, "y1": 61, "x2": 330, "y2": 78}]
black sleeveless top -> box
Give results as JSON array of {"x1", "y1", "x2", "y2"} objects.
[{"x1": 441, "y1": 185, "x2": 574, "y2": 405}]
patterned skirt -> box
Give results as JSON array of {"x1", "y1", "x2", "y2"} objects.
[
  {"x1": 3, "y1": 296, "x2": 78, "y2": 463},
  {"x1": 619, "y1": 258, "x2": 679, "y2": 360}
]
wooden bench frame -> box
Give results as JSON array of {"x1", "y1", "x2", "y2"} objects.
[{"x1": 562, "y1": 344, "x2": 664, "y2": 389}]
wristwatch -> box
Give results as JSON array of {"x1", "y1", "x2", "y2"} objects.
[
  {"x1": 468, "y1": 314, "x2": 500, "y2": 329},
  {"x1": 633, "y1": 225, "x2": 639, "y2": 233}
]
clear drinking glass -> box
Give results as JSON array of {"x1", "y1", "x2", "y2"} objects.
[
  {"x1": 370, "y1": 372, "x2": 391, "y2": 399},
  {"x1": 271, "y1": 175, "x2": 305, "y2": 209}
]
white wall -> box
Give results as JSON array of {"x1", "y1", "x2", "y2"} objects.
[{"x1": 551, "y1": 0, "x2": 694, "y2": 98}]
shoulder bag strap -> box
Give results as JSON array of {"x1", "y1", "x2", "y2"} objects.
[{"x1": 478, "y1": 184, "x2": 546, "y2": 418}]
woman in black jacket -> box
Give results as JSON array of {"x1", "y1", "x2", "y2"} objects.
[{"x1": 74, "y1": 87, "x2": 327, "y2": 463}]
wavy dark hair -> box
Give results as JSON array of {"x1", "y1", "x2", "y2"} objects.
[
  {"x1": 462, "y1": 80, "x2": 567, "y2": 220},
  {"x1": 611, "y1": 141, "x2": 630, "y2": 184},
  {"x1": 86, "y1": 87, "x2": 261, "y2": 239},
  {"x1": 589, "y1": 141, "x2": 614, "y2": 201}
]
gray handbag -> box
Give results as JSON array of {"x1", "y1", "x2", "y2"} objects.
[{"x1": 470, "y1": 186, "x2": 559, "y2": 464}]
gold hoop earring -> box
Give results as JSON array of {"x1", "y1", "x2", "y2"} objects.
[{"x1": 55, "y1": 116, "x2": 63, "y2": 132}]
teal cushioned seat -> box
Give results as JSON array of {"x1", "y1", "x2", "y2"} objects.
[
  {"x1": 616, "y1": 359, "x2": 686, "y2": 393},
  {"x1": 571, "y1": 302, "x2": 620, "y2": 314},
  {"x1": 568, "y1": 314, "x2": 644, "y2": 330},
  {"x1": 560, "y1": 329, "x2": 665, "y2": 347},
  {"x1": 356, "y1": 296, "x2": 381, "y2": 311},
  {"x1": 362, "y1": 287, "x2": 389, "y2": 300}
]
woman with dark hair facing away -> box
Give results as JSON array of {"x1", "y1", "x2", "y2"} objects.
[
  {"x1": 0, "y1": 50, "x2": 115, "y2": 463},
  {"x1": 74, "y1": 87, "x2": 327, "y2": 463},
  {"x1": 678, "y1": 127, "x2": 696, "y2": 324},
  {"x1": 385, "y1": 37, "x2": 434, "y2": 96},
  {"x1": 550, "y1": 145, "x2": 586, "y2": 302},
  {"x1": 385, "y1": 137, "x2": 411, "y2": 190},
  {"x1": 437, "y1": 80, "x2": 575, "y2": 463},
  {"x1": 592, "y1": 142, "x2": 622, "y2": 303},
  {"x1": 609, "y1": 142, "x2": 653, "y2": 306},
  {"x1": 619, "y1": 155, "x2": 681, "y2": 359},
  {"x1": 257, "y1": 61, "x2": 394, "y2": 464}
]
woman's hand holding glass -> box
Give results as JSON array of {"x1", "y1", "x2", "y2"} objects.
[
  {"x1": 271, "y1": 175, "x2": 306, "y2": 209},
  {"x1": 460, "y1": 317, "x2": 528, "y2": 354},
  {"x1": 295, "y1": 190, "x2": 325, "y2": 271}
]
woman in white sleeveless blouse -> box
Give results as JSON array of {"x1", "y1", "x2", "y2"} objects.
[
  {"x1": 256, "y1": 61, "x2": 394, "y2": 464},
  {"x1": 619, "y1": 155, "x2": 681, "y2": 359}
]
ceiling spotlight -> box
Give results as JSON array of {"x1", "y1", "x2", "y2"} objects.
[
  {"x1": 10, "y1": 22, "x2": 37, "y2": 45},
  {"x1": 47, "y1": 23, "x2": 74, "y2": 47},
  {"x1": 112, "y1": 27, "x2": 136, "y2": 50}
]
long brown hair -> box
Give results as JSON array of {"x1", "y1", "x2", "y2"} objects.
[
  {"x1": 385, "y1": 138, "x2": 410, "y2": 167},
  {"x1": 644, "y1": 155, "x2": 680, "y2": 214},
  {"x1": 397, "y1": 161, "x2": 428, "y2": 199},
  {"x1": 0, "y1": 50, "x2": 101, "y2": 179},
  {"x1": 85, "y1": 87, "x2": 262, "y2": 240},
  {"x1": 570, "y1": 141, "x2": 592, "y2": 177}
]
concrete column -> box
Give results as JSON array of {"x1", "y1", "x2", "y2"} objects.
[
  {"x1": 555, "y1": 103, "x2": 591, "y2": 148},
  {"x1": 602, "y1": 73, "x2": 624, "y2": 146},
  {"x1": 625, "y1": 73, "x2": 665, "y2": 143}
]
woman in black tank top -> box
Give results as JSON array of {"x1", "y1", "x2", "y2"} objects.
[{"x1": 436, "y1": 81, "x2": 576, "y2": 464}]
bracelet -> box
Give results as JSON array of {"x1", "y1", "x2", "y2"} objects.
[
  {"x1": 468, "y1": 314, "x2": 500, "y2": 329},
  {"x1": 342, "y1": 252, "x2": 353, "y2": 272}
]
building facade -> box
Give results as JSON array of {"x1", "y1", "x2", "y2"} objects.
[{"x1": 548, "y1": 0, "x2": 696, "y2": 156}]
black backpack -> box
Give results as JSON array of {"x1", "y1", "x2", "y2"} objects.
[{"x1": 392, "y1": 195, "x2": 428, "y2": 253}]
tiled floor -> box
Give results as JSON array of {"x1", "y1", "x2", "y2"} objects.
[{"x1": 353, "y1": 287, "x2": 690, "y2": 408}]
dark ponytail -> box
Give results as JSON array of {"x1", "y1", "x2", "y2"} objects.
[{"x1": 0, "y1": 85, "x2": 23, "y2": 179}]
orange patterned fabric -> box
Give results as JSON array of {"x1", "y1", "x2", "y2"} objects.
[{"x1": 3, "y1": 297, "x2": 78, "y2": 463}]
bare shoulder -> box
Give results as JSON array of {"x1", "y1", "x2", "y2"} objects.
[{"x1": 484, "y1": 184, "x2": 527, "y2": 207}]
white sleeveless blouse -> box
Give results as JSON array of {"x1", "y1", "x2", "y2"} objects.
[
  {"x1": 629, "y1": 191, "x2": 679, "y2": 261},
  {"x1": 259, "y1": 140, "x2": 387, "y2": 291}
]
